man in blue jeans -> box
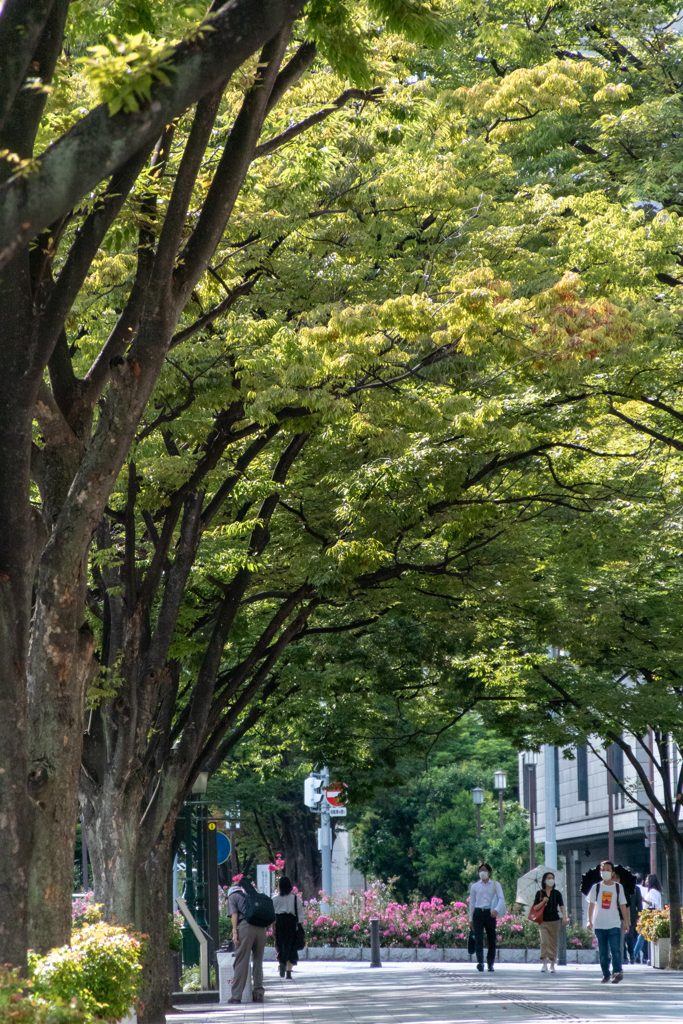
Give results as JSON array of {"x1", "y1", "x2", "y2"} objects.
[{"x1": 587, "y1": 860, "x2": 630, "y2": 984}]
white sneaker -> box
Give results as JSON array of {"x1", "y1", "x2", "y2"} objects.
[
  {"x1": 541, "y1": 963, "x2": 548, "y2": 972},
  {"x1": 550, "y1": 963, "x2": 555, "y2": 973}
]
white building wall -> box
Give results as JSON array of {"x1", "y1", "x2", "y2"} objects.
[{"x1": 331, "y1": 829, "x2": 365, "y2": 896}]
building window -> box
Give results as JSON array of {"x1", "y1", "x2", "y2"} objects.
[{"x1": 577, "y1": 744, "x2": 588, "y2": 807}]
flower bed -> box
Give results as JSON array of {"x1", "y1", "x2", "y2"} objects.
[{"x1": 293, "y1": 882, "x2": 593, "y2": 950}]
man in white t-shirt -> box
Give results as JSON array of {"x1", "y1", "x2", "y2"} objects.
[{"x1": 587, "y1": 860, "x2": 630, "y2": 984}]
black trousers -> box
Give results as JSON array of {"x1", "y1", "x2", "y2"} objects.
[{"x1": 472, "y1": 907, "x2": 496, "y2": 966}]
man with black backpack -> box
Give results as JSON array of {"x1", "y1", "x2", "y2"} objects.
[{"x1": 226, "y1": 876, "x2": 276, "y2": 1004}]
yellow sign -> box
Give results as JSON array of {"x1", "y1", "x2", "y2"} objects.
[{"x1": 208, "y1": 822, "x2": 216, "y2": 831}]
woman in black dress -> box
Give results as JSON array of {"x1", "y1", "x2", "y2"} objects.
[
  {"x1": 532, "y1": 870, "x2": 569, "y2": 973},
  {"x1": 272, "y1": 876, "x2": 304, "y2": 978}
]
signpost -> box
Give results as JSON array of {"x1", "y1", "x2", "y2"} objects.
[
  {"x1": 304, "y1": 769, "x2": 348, "y2": 913},
  {"x1": 256, "y1": 863, "x2": 271, "y2": 896},
  {"x1": 216, "y1": 831, "x2": 231, "y2": 865}
]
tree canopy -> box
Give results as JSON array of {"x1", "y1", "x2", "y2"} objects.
[{"x1": 5, "y1": 0, "x2": 683, "y2": 1010}]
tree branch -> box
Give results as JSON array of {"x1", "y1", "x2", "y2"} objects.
[
  {"x1": 254, "y1": 87, "x2": 383, "y2": 159},
  {"x1": 0, "y1": 0, "x2": 306, "y2": 266}
]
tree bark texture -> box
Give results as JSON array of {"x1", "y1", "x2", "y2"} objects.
[{"x1": 664, "y1": 834, "x2": 682, "y2": 969}]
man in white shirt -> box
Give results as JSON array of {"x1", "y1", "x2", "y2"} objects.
[
  {"x1": 587, "y1": 860, "x2": 630, "y2": 984},
  {"x1": 468, "y1": 862, "x2": 506, "y2": 972}
]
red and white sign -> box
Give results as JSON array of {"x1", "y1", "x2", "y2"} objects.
[{"x1": 325, "y1": 783, "x2": 347, "y2": 807}]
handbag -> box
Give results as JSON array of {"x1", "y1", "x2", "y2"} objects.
[
  {"x1": 528, "y1": 900, "x2": 545, "y2": 923},
  {"x1": 467, "y1": 929, "x2": 476, "y2": 954},
  {"x1": 296, "y1": 923, "x2": 306, "y2": 950}
]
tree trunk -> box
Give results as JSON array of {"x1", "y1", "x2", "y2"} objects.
[
  {"x1": 137, "y1": 826, "x2": 175, "y2": 1024},
  {"x1": 278, "y1": 811, "x2": 320, "y2": 900},
  {"x1": 82, "y1": 781, "x2": 143, "y2": 927},
  {"x1": 27, "y1": 549, "x2": 97, "y2": 952},
  {"x1": 0, "y1": 260, "x2": 39, "y2": 968},
  {"x1": 664, "y1": 833, "x2": 682, "y2": 969}
]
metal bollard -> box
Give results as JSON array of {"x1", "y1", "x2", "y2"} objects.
[
  {"x1": 558, "y1": 922, "x2": 567, "y2": 966},
  {"x1": 369, "y1": 917, "x2": 382, "y2": 968}
]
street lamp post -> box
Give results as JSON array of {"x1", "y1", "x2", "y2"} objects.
[
  {"x1": 472, "y1": 786, "x2": 484, "y2": 837},
  {"x1": 524, "y1": 752, "x2": 538, "y2": 870},
  {"x1": 493, "y1": 771, "x2": 507, "y2": 829}
]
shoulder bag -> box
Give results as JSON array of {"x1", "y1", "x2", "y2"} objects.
[
  {"x1": 294, "y1": 895, "x2": 306, "y2": 950},
  {"x1": 528, "y1": 893, "x2": 545, "y2": 923}
]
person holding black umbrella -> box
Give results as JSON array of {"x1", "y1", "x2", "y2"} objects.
[{"x1": 587, "y1": 860, "x2": 630, "y2": 983}]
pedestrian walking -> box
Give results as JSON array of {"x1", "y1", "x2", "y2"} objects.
[
  {"x1": 226, "y1": 878, "x2": 273, "y2": 1004},
  {"x1": 468, "y1": 862, "x2": 506, "y2": 973},
  {"x1": 587, "y1": 860, "x2": 630, "y2": 984},
  {"x1": 272, "y1": 876, "x2": 304, "y2": 979},
  {"x1": 633, "y1": 873, "x2": 662, "y2": 964},
  {"x1": 531, "y1": 870, "x2": 569, "y2": 973}
]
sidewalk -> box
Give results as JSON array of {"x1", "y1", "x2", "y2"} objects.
[{"x1": 167, "y1": 960, "x2": 683, "y2": 1024}]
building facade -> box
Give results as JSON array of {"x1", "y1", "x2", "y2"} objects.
[{"x1": 518, "y1": 740, "x2": 671, "y2": 924}]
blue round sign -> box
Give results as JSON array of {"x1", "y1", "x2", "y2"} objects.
[{"x1": 216, "y1": 831, "x2": 231, "y2": 865}]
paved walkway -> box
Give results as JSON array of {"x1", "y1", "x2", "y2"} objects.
[{"x1": 167, "y1": 961, "x2": 683, "y2": 1024}]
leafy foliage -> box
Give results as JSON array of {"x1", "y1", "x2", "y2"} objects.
[{"x1": 29, "y1": 925, "x2": 145, "y2": 1024}]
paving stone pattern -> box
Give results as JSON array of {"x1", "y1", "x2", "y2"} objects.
[{"x1": 167, "y1": 960, "x2": 683, "y2": 1024}]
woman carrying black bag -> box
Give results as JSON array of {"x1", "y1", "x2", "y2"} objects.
[{"x1": 272, "y1": 876, "x2": 305, "y2": 978}]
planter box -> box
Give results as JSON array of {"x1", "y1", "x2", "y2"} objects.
[
  {"x1": 653, "y1": 938, "x2": 670, "y2": 969},
  {"x1": 268, "y1": 944, "x2": 598, "y2": 963}
]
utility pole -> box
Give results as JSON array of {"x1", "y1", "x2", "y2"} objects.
[
  {"x1": 544, "y1": 745, "x2": 557, "y2": 871},
  {"x1": 528, "y1": 760, "x2": 537, "y2": 870},
  {"x1": 320, "y1": 766, "x2": 332, "y2": 914},
  {"x1": 607, "y1": 745, "x2": 615, "y2": 864},
  {"x1": 649, "y1": 729, "x2": 657, "y2": 875},
  {"x1": 544, "y1": 745, "x2": 565, "y2": 965}
]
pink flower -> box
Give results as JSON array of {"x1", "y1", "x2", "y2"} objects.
[
  {"x1": 268, "y1": 864, "x2": 276, "y2": 871},
  {"x1": 232, "y1": 874, "x2": 243, "y2": 882}
]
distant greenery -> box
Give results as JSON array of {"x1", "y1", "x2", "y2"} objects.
[{"x1": 351, "y1": 715, "x2": 537, "y2": 904}]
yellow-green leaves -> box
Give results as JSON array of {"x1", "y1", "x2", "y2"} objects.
[{"x1": 80, "y1": 32, "x2": 174, "y2": 114}]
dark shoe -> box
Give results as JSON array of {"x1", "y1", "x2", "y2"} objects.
[
  {"x1": 612, "y1": 972, "x2": 623, "y2": 984},
  {"x1": 476, "y1": 963, "x2": 484, "y2": 972},
  {"x1": 488, "y1": 965, "x2": 495, "y2": 972},
  {"x1": 252, "y1": 993, "x2": 264, "y2": 1002},
  {"x1": 601, "y1": 976, "x2": 611, "y2": 984},
  {"x1": 286, "y1": 970, "x2": 292, "y2": 979},
  {"x1": 279, "y1": 964, "x2": 286, "y2": 978},
  {"x1": 227, "y1": 998, "x2": 241, "y2": 1003}
]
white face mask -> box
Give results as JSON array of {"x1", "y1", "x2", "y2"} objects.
[
  {"x1": 479, "y1": 871, "x2": 489, "y2": 881},
  {"x1": 546, "y1": 879, "x2": 555, "y2": 887},
  {"x1": 601, "y1": 870, "x2": 612, "y2": 882}
]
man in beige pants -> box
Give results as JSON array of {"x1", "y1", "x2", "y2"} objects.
[{"x1": 227, "y1": 883, "x2": 266, "y2": 1003}]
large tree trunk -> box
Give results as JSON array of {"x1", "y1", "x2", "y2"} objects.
[
  {"x1": 137, "y1": 826, "x2": 176, "y2": 1024},
  {"x1": 0, "y1": 393, "x2": 35, "y2": 968},
  {"x1": 664, "y1": 833, "x2": 682, "y2": 969},
  {"x1": 0, "y1": 255, "x2": 39, "y2": 968},
  {"x1": 277, "y1": 811, "x2": 320, "y2": 900},
  {"x1": 27, "y1": 549, "x2": 97, "y2": 951},
  {"x1": 82, "y1": 778, "x2": 144, "y2": 927}
]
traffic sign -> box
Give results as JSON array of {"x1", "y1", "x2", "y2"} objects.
[
  {"x1": 216, "y1": 831, "x2": 231, "y2": 865},
  {"x1": 325, "y1": 783, "x2": 347, "y2": 807},
  {"x1": 329, "y1": 806, "x2": 347, "y2": 817}
]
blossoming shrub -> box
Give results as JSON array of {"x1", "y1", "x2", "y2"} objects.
[
  {"x1": 637, "y1": 905, "x2": 682, "y2": 942},
  {"x1": 0, "y1": 965, "x2": 91, "y2": 1024},
  {"x1": 30, "y1": 923, "x2": 145, "y2": 1023}
]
